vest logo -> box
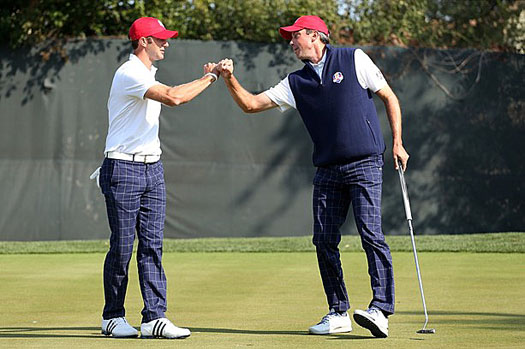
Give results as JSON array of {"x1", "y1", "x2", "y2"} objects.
[{"x1": 332, "y1": 72, "x2": 344, "y2": 84}]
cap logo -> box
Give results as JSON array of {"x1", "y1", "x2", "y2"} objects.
[
  {"x1": 157, "y1": 20, "x2": 165, "y2": 28},
  {"x1": 332, "y1": 72, "x2": 344, "y2": 84}
]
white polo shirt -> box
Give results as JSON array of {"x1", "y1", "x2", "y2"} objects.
[
  {"x1": 264, "y1": 48, "x2": 387, "y2": 111},
  {"x1": 104, "y1": 54, "x2": 162, "y2": 156}
]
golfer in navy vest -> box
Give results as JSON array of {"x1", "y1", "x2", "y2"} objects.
[
  {"x1": 97, "y1": 17, "x2": 220, "y2": 339},
  {"x1": 217, "y1": 15, "x2": 409, "y2": 338}
]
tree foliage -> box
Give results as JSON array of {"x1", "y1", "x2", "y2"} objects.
[
  {"x1": 0, "y1": 0, "x2": 340, "y2": 46},
  {"x1": 1, "y1": 0, "x2": 523, "y2": 52},
  {"x1": 340, "y1": 0, "x2": 524, "y2": 52}
]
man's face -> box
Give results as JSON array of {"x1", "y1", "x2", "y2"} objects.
[
  {"x1": 290, "y1": 29, "x2": 315, "y2": 60},
  {"x1": 145, "y1": 36, "x2": 169, "y2": 61}
]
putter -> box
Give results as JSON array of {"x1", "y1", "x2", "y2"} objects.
[{"x1": 397, "y1": 160, "x2": 436, "y2": 334}]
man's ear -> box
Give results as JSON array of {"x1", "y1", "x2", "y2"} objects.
[
  {"x1": 140, "y1": 37, "x2": 149, "y2": 48},
  {"x1": 311, "y1": 31, "x2": 319, "y2": 43}
]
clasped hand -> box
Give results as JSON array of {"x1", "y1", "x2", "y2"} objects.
[{"x1": 202, "y1": 59, "x2": 234, "y2": 80}]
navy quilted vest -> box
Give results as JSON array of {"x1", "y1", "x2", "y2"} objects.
[{"x1": 288, "y1": 45, "x2": 386, "y2": 166}]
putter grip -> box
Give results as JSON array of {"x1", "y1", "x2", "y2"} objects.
[{"x1": 397, "y1": 161, "x2": 413, "y2": 221}]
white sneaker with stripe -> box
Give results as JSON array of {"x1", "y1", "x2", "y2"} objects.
[
  {"x1": 101, "y1": 317, "x2": 138, "y2": 338},
  {"x1": 308, "y1": 309, "x2": 353, "y2": 335},
  {"x1": 140, "y1": 317, "x2": 191, "y2": 339},
  {"x1": 353, "y1": 307, "x2": 389, "y2": 338}
]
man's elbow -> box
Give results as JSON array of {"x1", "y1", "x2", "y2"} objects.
[
  {"x1": 239, "y1": 99, "x2": 264, "y2": 114},
  {"x1": 242, "y1": 105, "x2": 259, "y2": 114},
  {"x1": 381, "y1": 91, "x2": 398, "y2": 106},
  {"x1": 164, "y1": 96, "x2": 186, "y2": 107}
]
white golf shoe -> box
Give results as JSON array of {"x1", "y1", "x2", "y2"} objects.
[
  {"x1": 140, "y1": 317, "x2": 191, "y2": 339},
  {"x1": 353, "y1": 307, "x2": 389, "y2": 338},
  {"x1": 101, "y1": 317, "x2": 138, "y2": 338},
  {"x1": 308, "y1": 309, "x2": 352, "y2": 335}
]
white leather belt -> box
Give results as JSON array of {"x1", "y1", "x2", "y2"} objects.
[{"x1": 105, "y1": 151, "x2": 160, "y2": 164}]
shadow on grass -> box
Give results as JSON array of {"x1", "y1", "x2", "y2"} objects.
[
  {"x1": 0, "y1": 327, "x2": 105, "y2": 339},
  {"x1": 397, "y1": 310, "x2": 525, "y2": 318},
  {"x1": 191, "y1": 327, "x2": 372, "y2": 339},
  {"x1": 396, "y1": 310, "x2": 525, "y2": 330},
  {"x1": 325, "y1": 334, "x2": 380, "y2": 340},
  {"x1": 190, "y1": 327, "x2": 306, "y2": 336},
  {"x1": 0, "y1": 326, "x2": 372, "y2": 339}
]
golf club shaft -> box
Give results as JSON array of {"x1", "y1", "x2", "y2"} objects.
[
  {"x1": 408, "y1": 219, "x2": 429, "y2": 329},
  {"x1": 397, "y1": 160, "x2": 430, "y2": 330},
  {"x1": 397, "y1": 160, "x2": 412, "y2": 220}
]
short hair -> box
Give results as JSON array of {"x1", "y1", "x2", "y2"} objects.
[
  {"x1": 305, "y1": 29, "x2": 330, "y2": 44},
  {"x1": 131, "y1": 40, "x2": 139, "y2": 50}
]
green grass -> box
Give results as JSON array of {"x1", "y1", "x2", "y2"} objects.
[
  {"x1": 0, "y1": 251, "x2": 524, "y2": 348},
  {"x1": 1, "y1": 232, "x2": 524, "y2": 254}
]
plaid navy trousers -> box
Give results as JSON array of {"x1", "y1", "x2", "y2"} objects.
[
  {"x1": 312, "y1": 154, "x2": 395, "y2": 315},
  {"x1": 99, "y1": 158, "x2": 167, "y2": 323}
]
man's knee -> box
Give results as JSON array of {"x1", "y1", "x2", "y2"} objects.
[
  {"x1": 108, "y1": 242, "x2": 134, "y2": 262},
  {"x1": 137, "y1": 239, "x2": 163, "y2": 260},
  {"x1": 313, "y1": 233, "x2": 341, "y2": 250}
]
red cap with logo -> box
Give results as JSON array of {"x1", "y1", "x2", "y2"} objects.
[
  {"x1": 279, "y1": 15, "x2": 329, "y2": 41},
  {"x1": 128, "y1": 17, "x2": 178, "y2": 41}
]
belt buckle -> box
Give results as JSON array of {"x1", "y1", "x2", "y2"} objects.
[
  {"x1": 132, "y1": 154, "x2": 146, "y2": 163},
  {"x1": 130, "y1": 154, "x2": 154, "y2": 163}
]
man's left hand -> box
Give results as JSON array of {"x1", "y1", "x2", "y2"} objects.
[{"x1": 393, "y1": 143, "x2": 409, "y2": 171}]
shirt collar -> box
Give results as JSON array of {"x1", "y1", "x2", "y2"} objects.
[{"x1": 310, "y1": 48, "x2": 327, "y2": 68}]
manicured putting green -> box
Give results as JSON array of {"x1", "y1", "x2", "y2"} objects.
[{"x1": 0, "y1": 251, "x2": 523, "y2": 348}]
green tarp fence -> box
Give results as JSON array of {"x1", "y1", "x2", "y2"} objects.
[{"x1": 0, "y1": 39, "x2": 523, "y2": 241}]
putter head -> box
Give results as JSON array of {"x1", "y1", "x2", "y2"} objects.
[{"x1": 417, "y1": 328, "x2": 436, "y2": 334}]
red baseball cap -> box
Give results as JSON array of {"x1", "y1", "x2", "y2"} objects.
[
  {"x1": 128, "y1": 17, "x2": 178, "y2": 41},
  {"x1": 279, "y1": 15, "x2": 329, "y2": 41}
]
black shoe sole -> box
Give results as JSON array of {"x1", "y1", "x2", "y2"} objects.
[
  {"x1": 101, "y1": 331, "x2": 138, "y2": 338},
  {"x1": 353, "y1": 313, "x2": 388, "y2": 338},
  {"x1": 140, "y1": 334, "x2": 190, "y2": 339}
]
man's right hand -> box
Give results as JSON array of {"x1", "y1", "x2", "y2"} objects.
[
  {"x1": 203, "y1": 62, "x2": 218, "y2": 75},
  {"x1": 218, "y1": 59, "x2": 234, "y2": 79},
  {"x1": 214, "y1": 58, "x2": 277, "y2": 114}
]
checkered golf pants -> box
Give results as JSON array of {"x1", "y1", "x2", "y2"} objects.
[
  {"x1": 99, "y1": 158, "x2": 167, "y2": 323},
  {"x1": 313, "y1": 154, "x2": 395, "y2": 315}
]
